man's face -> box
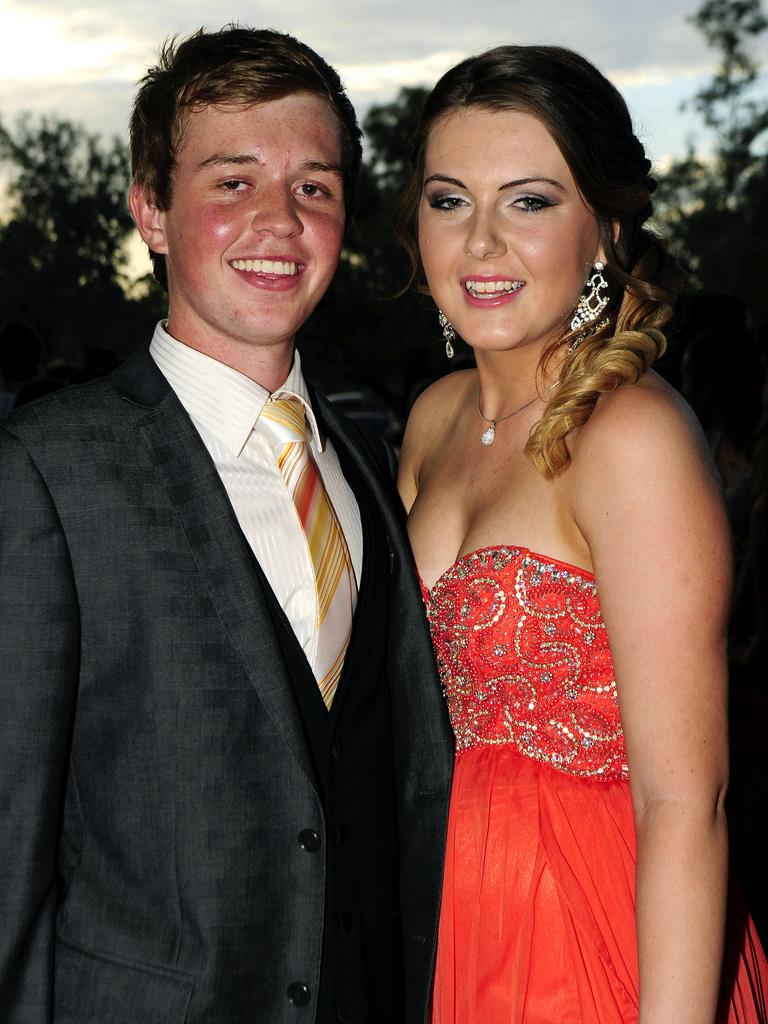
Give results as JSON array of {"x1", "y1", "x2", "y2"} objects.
[{"x1": 131, "y1": 93, "x2": 346, "y2": 369}]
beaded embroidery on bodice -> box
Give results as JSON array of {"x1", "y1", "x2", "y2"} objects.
[{"x1": 422, "y1": 546, "x2": 628, "y2": 780}]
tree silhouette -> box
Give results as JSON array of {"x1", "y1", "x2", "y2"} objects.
[
  {"x1": 654, "y1": 0, "x2": 768, "y2": 316},
  {"x1": 0, "y1": 116, "x2": 164, "y2": 365},
  {"x1": 691, "y1": 0, "x2": 768, "y2": 170}
]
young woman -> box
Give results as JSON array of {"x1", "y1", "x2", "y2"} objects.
[{"x1": 397, "y1": 45, "x2": 768, "y2": 1024}]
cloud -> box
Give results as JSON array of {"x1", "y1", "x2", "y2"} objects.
[
  {"x1": 1, "y1": 0, "x2": 765, "y2": 162},
  {"x1": 339, "y1": 51, "x2": 466, "y2": 97},
  {"x1": 3, "y1": 0, "x2": 726, "y2": 73},
  {"x1": 0, "y1": 79, "x2": 135, "y2": 141},
  {"x1": 0, "y1": 4, "x2": 144, "y2": 84}
]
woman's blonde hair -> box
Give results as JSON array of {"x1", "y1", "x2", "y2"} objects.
[{"x1": 397, "y1": 45, "x2": 683, "y2": 477}]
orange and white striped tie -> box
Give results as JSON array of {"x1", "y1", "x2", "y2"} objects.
[{"x1": 260, "y1": 396, "x2": 355, "y2": 709}]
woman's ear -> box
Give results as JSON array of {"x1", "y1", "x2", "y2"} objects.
[{"x1": 598, "y1": 218, "x2": 621, "y2": 263}]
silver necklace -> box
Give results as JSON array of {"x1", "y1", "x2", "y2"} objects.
[{"x1": 477, "y1": 380, "x2": 559, "y2": 446}]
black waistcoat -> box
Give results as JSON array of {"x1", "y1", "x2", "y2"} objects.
[{"x1": 254, "y1": 429, "x2": 402, "y2": 1024}]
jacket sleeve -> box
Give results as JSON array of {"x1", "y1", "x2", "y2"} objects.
[{"x1": 0, "y1": 426, "x2": 79, "y2": 1023}]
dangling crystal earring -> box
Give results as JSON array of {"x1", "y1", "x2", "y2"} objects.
[
  {"x1": 570, "y1": 261, "x2": 609, "y2": 334},
  {"x1": 438, "y1": 309, "x2": 455, "y2": 359}
]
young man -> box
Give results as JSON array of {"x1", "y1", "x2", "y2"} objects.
[{"x1": 0, "y1": 27, "x2": 452, "y2": 1023}]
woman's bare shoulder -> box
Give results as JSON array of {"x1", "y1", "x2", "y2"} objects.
[
  {"x1": 398, "y1": 369, "x2": 476, "y2": 509},
  {"x1": 571, "y1": 371, "x2": 713, "y2": 483},
  {"x1": 402, "y1": 369, "x2": 475, "y2": 455},
  {"x1": 567, "y1": 369, "x2": 729, "y2": 587},
  {"x1": 408, "y1": 368, "x2": 476, "y2": 423}
]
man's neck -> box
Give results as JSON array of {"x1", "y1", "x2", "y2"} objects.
[{"x1": 163, "y1": 324, "x2": 295, "y2": 393}]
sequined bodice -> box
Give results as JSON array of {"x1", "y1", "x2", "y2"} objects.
[{"x1": 422, "y1": 546, "x2": 628, "y2": 780}]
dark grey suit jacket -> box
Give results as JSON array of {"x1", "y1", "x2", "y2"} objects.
[{"x1": 0, "y1": 346, "x2": 453, "y2": 1023}]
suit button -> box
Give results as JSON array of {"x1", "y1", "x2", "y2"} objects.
[
  {"x1": 330, "y1": 738, "x2": 344, "y2": 759},
  {"x1": 287, "y1": 981, "x2": 311, "y2": 1006},
  {"x1": 337, "y1": 1002, "x2": 359, "y2": 1022},
  {"x1": 298, "y1": 828, "x2": 321, "y2": 852}
]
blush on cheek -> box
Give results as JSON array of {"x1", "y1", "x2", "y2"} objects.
[
  {"x1": 210, "y1": 216, "x2": 239, "y2": 242},
  {"x1": 183, "y1": 202, "x2": 242, "y2": 245}
]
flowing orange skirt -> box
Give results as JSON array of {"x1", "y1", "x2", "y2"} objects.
[{"x1": 430, "y1": 746, "x2": 767, "y2": 1024}]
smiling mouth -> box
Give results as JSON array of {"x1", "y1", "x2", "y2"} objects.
[
  {"x1": 464, "y1": 279, "x2": 525, "y2": 297},
  {"x1": 230, "y1": 259, "x2": 298, "y2": 275}
]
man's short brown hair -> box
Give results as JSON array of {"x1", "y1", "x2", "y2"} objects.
[{"x1": 130, "y1": 25, "x2": 362, "y2": 218}]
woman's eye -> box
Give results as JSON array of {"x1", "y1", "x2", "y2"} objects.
[
  {"x1": 427, "y1": 193, "x2": 466, "y2": 211},
  {"x1": 514, "y1": 194, "x2": 553, "y2": 213}
]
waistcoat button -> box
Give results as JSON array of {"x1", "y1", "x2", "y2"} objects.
[
  {"x1": 287, "y1": 981, "x2": 311, "y2": 1006},
  {"x1": 298, "y1": 828, "x2": 321, "y2": 852}
]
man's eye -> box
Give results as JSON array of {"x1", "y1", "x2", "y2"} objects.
[
  {"x1": 299, "y1": 182, "x2": 326, "y2": 197},
  {"x1": 221, "y1": 179, "x2": 246, "y2": 192}
]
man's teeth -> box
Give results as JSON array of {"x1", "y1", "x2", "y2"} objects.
[
  {"x1": 465, "y1": 279, "x2": 524, "y2": 295},
  {"x1": 231, "y1": 259, "x2": 298, "y2": 275}
]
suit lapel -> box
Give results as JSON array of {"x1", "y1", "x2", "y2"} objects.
[
  {"x1": 112, "y1": 346, "x2": 320, "y2": 792},
  {"x1": 311, "y1": 390, "x2": 401, "y2": 546}
]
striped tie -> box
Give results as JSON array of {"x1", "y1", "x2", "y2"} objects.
[{"x1": 260, "y1": 396, "x2": 355, "y2": 709}]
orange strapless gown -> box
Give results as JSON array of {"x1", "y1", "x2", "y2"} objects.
[{"x1": 422, "y1": 546, "x2": 767, "y2": 1024}]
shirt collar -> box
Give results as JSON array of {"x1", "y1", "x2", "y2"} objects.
[{"x1": 149, "y1": 322, "x2": 324, "y2": 456}]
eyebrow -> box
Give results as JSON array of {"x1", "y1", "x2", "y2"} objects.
[
  {"x1": 197, "y1": 153, "x2": 344, "y2": 176},
  {"x1": 301, "y1": 160, "x2": 344, "y2": 177},
  {"x1": 198, "y1": 153, "x2": 262, "y2": 170},
  {"x1": 423, "y1": 173, "x2": 566, "y2": 192}
]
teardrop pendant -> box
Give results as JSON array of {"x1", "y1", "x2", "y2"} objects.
[
  {"x1": 480, "y1": 423, "x2": 496, "y2": 446},
  {"x1": 445, "y1": 339, "x2": 454, "y2": 359}
]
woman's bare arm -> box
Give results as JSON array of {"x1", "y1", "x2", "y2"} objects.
[{"x1": 571, "y1": 377, "x2": 731, "y2": 1024}]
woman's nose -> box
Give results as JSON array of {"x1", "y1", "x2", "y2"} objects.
[{"x1": 463, "y1": 209, "x2": 506, "y2": 260}]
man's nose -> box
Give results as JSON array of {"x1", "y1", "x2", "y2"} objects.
[{"x1": 250, "y1": 184, "x2": 303, "y2": 238}]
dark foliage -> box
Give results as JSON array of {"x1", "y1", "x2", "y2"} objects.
[
  {"x1": 654, "y1": 0, "x2": 768, "y2": 318},
  {"x1": 0, "y1": 116, "x2": 165, "y2": 365}
]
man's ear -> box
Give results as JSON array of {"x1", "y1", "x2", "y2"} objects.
[{"x1": 128, "y1": 183, "x2": 169, "y2": 254}]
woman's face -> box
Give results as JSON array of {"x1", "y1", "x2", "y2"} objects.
[{"x1": 418, "y1": 106, "x2": 602, "y2": 357}]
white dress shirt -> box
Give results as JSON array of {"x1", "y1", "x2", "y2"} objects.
[{"x1": 150, "y1": 322, "x2": 363, "y2": 675}]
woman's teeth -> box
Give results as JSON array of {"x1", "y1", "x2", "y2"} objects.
[{"x1": 465, "y1": 279, "x2": 524, "y2": 295}]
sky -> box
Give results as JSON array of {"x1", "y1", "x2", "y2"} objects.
[
  {"x1": 3, "y1": 0, "x2": 767, "y2": 165},
  {"x1": 1, "y1": 0, "x2": 765, "y2": 279}
]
